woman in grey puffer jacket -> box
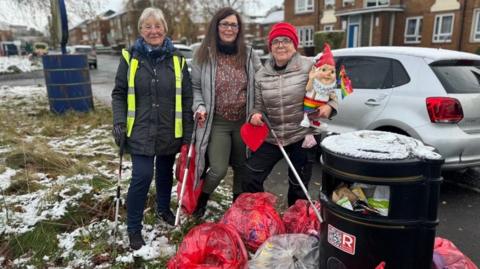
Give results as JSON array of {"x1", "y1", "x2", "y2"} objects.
[
  {"x1": 242, "y1": 22, "x2": 338, "y2": 206},
  {"x1": 191, "y1": 7, "x2": 261, "y2": 217}
]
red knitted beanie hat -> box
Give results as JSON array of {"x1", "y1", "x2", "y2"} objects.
[{"x1": 268, "y1": 22, "x2": 299, "y2": 50}]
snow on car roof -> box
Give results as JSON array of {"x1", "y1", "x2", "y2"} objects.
[
  {"x1": 332, "y1": 46, "x2": 480, "y2": 62},
  {"x1": 174, "y1": 44, "x2": 191, "y2": 50},
  {"x1": 321, "y1": 130, "x2": 442, "y2": 160}
]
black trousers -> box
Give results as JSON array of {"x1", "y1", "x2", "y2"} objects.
[{"x1": 242, "y1": 140, "x2": 313, "y2": 206}]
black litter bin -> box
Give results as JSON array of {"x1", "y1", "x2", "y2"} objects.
[{"x1": 319, "y1": 131, "x2": 444, "y2": 269}]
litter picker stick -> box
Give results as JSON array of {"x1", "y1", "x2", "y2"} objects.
[
  {"x1": 175, "y1": 121, "x2": 198, "y2": 226},
  {"x1": 262, "y1": 114, "x2": 323, "y2": 223},
  {"x1": 113, "y1": 137, "x2": 125, "y2": 238}
]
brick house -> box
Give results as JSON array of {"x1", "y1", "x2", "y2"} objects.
[
  {"x1": 69, "y1": 7, "x2": 140, "y2": 50},
  {"x1": 85, "y1": 10, "x2": 114, "y2": 46},
  {"x1": 106, "y1": 8, "x2": 142, "y2": 50},
  {"x1": 0, "y1": 21, "x2": 13, "y2": 42},
  {"x1": 259, "y1": 8, "x2": 284, "y2": 39},
  {"x1": 284, "y1": 0, "x2": 320, "y2": 55},
  {"x1": 69, "y1": 20, "x2": 90, "y2": 45},
  {"x1": 284, "y1": 0, "x2": 480, "y2": 54}
]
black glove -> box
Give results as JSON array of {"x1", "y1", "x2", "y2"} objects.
[{"x1": 112, "y1": 124, "x2": 126, "y2": 147}]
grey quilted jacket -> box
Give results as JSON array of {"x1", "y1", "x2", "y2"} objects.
[{"x1": 252, "y1": 52, "x2": 338, "y2": 146}]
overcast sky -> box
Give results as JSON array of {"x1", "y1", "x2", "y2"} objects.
[{"x1": 105, "y1": 0, "x2": 284, "y2": 16}]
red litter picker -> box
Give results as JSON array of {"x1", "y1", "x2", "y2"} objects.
[{"x1": 175, "y1": 120, "x2": 199, "y2": 226}]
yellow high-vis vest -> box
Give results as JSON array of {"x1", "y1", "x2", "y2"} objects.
[{"x1": 121, "y1": 49, "x2": 185, "y2": 138}]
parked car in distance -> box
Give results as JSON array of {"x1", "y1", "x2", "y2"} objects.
[
  {"x1": 33, "y1": 42, "x2": 48, "y2": 56},
  {"x1": 189, "y1": 42, "x2": 201, "y2": 55},
  {"x1": 0, "y1": 41, "x2": 19, "y2": 56},
  {"x1": 317, "y1": 46, "x2": 480, "y2": 171},
  {"x1": 175, "y1": 44, "x2": 193, "y2": 71},
  {"x1": 69, "y1": 45, "x2": 97, "y2": 69}
]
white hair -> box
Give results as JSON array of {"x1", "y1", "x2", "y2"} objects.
[{"x1": 137, "y1": 7, "x2": 168, "y2": 33}]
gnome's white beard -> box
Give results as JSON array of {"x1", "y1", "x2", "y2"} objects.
[{"x1": 313, "y1": 79, "x2": 336, "y2": 92}]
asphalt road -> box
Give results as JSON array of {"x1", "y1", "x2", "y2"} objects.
[{"x1": 2, "y1": 54, "x2": 479, "y2": 265}]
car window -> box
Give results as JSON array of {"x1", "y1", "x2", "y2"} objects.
[
  {"x1": 430, "y1": 60, "x2": 480, "y2": 94},
  {"x1": 391, "y1": 60, "x2": 410, "y2": 87},
  {"x1": 340, "y1": 56, "x2": 392, "y2": 89},
  {"x1": 334, "y1": 57, "x2": 343, "y2": 75}
]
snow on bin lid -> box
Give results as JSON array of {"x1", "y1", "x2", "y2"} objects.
[{"x1": 321, "y1": 130, "x2": 442, "y2": 160}]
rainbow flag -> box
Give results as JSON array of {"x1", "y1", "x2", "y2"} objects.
[
  {"x1": 339, "y1": 65, "x2": 353, "y2": 99},
  {"x1": 304, "y1": 96, "x2": 327, "y2": 112}
]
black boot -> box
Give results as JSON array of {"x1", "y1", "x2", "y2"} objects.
[
  {"x1": 193, "y1": 192, "x2": 210, "y2": 218},
  {"x1": 128, "y1": 232, "x2": 146, "y2": 250},
  {"x1": 157, "y1": 209, "x2": 175, "y2": 226}
]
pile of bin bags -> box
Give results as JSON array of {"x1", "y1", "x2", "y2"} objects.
[
  {"x1": 167, "y1": 192, "x2": 322, "y2": 268},
  {"x1": 331, "y1": 183, "x2": 390, "y2": 216},
  {"x1": 167, "y1": 192, "x2": 477, "y2": 269},
  {"x1": 432, "y1": 237, "x2": 478, "y2": 269}
]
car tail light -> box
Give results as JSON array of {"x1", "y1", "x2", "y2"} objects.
[{"x1": 426, "y1": 97, "x2": 463, "y2": 123}]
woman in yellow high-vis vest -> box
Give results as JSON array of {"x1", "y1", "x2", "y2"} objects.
[{"x1": 111, "y1": 7, "x2": 193, "y2": 250}]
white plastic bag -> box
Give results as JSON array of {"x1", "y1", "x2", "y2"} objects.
[{"x1": 249, "y1": 234, "x2": 319, "y2": 269}]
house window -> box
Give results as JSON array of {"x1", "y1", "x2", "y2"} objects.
[
  {"x1": 295, "y1": 0, "x2": 314, "y2": 14},
  {"x1": 324, "y1": 25, "x2": 334, "y2": 31},
  {"x1": 366, "y1": 0, "x2": 389, "y2": 7},
  {"x1": 297, "y1": 26, "x2": 314, "y2": 47},
  {"x1": 433, "y1": 14, "x2": 454, "y2": 43},
  {"x1": 343, "y1": 0, "x2": 354, "y2": 6},
  {"x1": 404, "y1": 17, "x2": 422, "y2": 44},
  {"x1": 472, "y1": 9, "x2": 480, "y2": 41},
  {"x1": 325, "y1": 0, "x2": 335, "y2": 8}
]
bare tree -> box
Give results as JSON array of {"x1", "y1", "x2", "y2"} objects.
[
  {"x1": 192, "y1": 0, "x2": 260, "y2": 17},
  {"x1": 131, "y1": 0, "x2": 197, "y2": 43},
  {"x1": 10, "y1": 0, "x2": 105, "y2": 30}
]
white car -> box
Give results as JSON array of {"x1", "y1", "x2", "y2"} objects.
[
  {"x1": 69, "y1": 45, "x2": 97, "y2": 69},
  {"x1": 319, "y1": 46, "x2": 480, "y2": 171}
]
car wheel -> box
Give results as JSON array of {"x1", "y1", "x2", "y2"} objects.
[{"x1": 375, "y1": 127, "x2": 409, "y2": 137}]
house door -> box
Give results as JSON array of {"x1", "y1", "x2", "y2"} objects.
[
  {"x1": 348, "y1": 24, "x2": 359, "y2": 47},
  {"x1": 347, "y1": 15, "x2": 361, "y2": 48}
]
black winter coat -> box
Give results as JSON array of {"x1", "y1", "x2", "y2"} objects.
[{"x1": 111, "y1": 47, "x2": 193, "y2": 156}]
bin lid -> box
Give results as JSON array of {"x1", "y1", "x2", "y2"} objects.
[{"x1": 321, "y1": 130, "x2": 442, "y2": 161}]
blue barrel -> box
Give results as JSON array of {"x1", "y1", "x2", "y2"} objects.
[{"x1": 42, "y1": 54, "x2": 94, "y2": 113}]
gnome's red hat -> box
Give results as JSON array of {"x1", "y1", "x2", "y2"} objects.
[{"x1": 315, "y1": 43, "x2": 335, "y2": 67}]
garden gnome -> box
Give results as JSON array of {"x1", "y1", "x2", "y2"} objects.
[{"x1": 300, "y1": 43, "x2": 338, "y2": 129}]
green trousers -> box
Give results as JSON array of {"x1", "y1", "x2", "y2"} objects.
[{"x1": 203, "y1": 115, "x2": 246, "y2": 195}]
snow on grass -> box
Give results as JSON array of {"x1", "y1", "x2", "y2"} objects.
[
  {"x1": 0, "y1": 56, "x2": 42, "y2": 74},
  {"x1": 0, "y1": 85, "x2": 234, "y2": 268},
  {"x1": 0, "y1": 167, "x2": 15, "y2": 189},
  {"x1": 0, "y1": 174, "x2": 93, "y2": 235}
]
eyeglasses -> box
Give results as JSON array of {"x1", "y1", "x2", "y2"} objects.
[
  {"x1": 218, "y1": 22, "x2": 239, "y2": 31},
  {"x1": 142, "y1": 24, "x2": 163, "y2": 32},
  {"x1": 271, "y1": 37, "x2": 293, "y2": 47}
]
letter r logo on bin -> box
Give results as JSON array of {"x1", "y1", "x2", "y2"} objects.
[{"x1": 328, "y1": 224, "x2": 356, "y2": 255}]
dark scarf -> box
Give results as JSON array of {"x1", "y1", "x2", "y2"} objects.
[
  {"x1": 217, "y1": 40, "x2": 237, "y2": 55},
  {"x1": 133, "y1": 37, "x2": 175, "y2": 64}
]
